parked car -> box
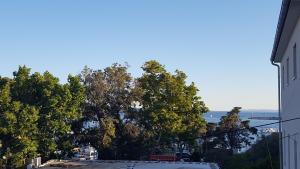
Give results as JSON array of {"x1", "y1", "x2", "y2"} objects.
[
  {"x1": 149, "y1": 154, "x2": 177, "y2": 161},
  {"x1": 72, "y1": 145, "x2": 98, "y2": 160}
]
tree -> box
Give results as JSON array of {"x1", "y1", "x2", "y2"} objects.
[
  {"x1": 135, "y1": 60, "x2": 208, "y2": 154},
  {"x1": 112, "y1": 122, "x2": 144, "y2": 160},
  {"x1": 77, "y1": 63, "x2": 139, "y2": 157},
  {"x1": 0, "y1": 76, "x2": 39, "y2": 168},
  {"x1": 203, "y1": 107, "x2": 257, "y2": 166},
  {"x1": 0, "y1": 66, "x2": 85, "y2": 166},
  {"x1": 223, "y1": 133, "x2": 279, "y2": 169},
  {"x1": 217, "y1": 107, "x2": 257, "y2": 154}
]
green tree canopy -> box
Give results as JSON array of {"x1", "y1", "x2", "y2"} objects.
[
  {"x1": 223, "y1": 133, "x2": 279, "y2": 169},
  {"x1": 135, "y1": 60, "x2": 208, "y2": 153},
  {"x1": 202, "y1": 107, "x2": 258, "y2": 166},
  {"x1": 217, "y1": 107, "x2": 257, "y2": 153},
  {"x1": 0, "y1": 77, "x2": 39, "y2": 168},
  {"x1": 0, "y1": 66, "x2": 85, "y2": 167},
  {"x1": 77, "y1": 63, "x2": 138, "y2": 153}
]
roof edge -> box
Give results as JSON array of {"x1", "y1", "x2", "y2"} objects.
[{"x1": 271, "y1": 0, "x2": 292, "y2": 62}]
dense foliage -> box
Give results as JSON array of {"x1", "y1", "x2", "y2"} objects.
[
  {"x1": 74, "y1": 63, "x2": 141, "y2": 159},
  {"x1": 134, "y1": 61, "x2": 208, "y2": 154},
  {"x1": 217, "y1": 107, "x2": 257, "y2": 153},
  {"x1": 0, "y1": 60, "x2": 209, "y2": 168},
  {"x1": 0, "y1": 61, "x2": 278, "y2": 169},
  {"x1": 73, "y1": 61, "x2": 208, "y2": 159},
  {"x1": 223, "y1": 133, "x2": 279, "y2": 169},
  {"x1": 0, "y1": 66, "x2": 85, "y2": 168},
  {"x1": 185, "y1": 108, "x2": 278, "y2": 169}
]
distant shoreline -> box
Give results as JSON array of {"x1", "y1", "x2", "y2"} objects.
[{"x1": 208, "y1": 110, "x2": 278, "y2": 113}]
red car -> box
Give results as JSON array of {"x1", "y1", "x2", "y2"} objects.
[{"x1": 149, "y1": 154, "x2": 177, "y2": 161}]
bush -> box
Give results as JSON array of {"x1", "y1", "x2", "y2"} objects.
[{"x1": 223, "y1": 133, "x2": 279, "y2": 169}]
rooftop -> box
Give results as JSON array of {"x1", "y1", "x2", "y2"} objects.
[{"x1": 271, "y1": 0, "x2": 300, "y2": 62}]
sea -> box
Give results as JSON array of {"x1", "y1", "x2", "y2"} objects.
[{"x1": 204, "y1": 111, "x2": 279, "y2": 132}]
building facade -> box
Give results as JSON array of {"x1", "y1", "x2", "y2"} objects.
[{"x1": 271, "y1": 0, "x2": 300, "y2": 169}]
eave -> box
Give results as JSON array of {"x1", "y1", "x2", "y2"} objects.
[{"x1": 271, "y1": 0, "x2": 300, "y2": 63}]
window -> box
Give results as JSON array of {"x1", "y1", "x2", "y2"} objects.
[
  {"x1": 295, "y1": 140, "x2": 298, "y2": 169},
  {"x1": 293, "y1": 43, "x2": 297, "y2": 79},
  {"x1": 287, "y1": 58, "x2": 290, "y2": 86},
  {"x1": 283, "y1": 131, "x2": 286, "y2": 166},
  {"x1": 288, "y1": 135, "x2": 291, "y2": 169},
  {"x1": 282, "y1": 65, "x2": 285, "y2": 89}
]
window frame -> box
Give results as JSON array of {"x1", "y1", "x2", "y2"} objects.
[
  {"x1": 288, "y1": 134, "x2": 291, "y2": 169},
  {"x1": 295, "y1": 139, "x2": 298, "y2": 169},
  {"x1": 282, "y1": 65, "x2": 285, "y2": 89},
  {"x1": 283, "y1": 130, "x2": 286, "y2": 166},
  {"x1": 287, "y1": 58, "x2": 290, "y2": 86},
  {"x1": 293, "y1": 43, "x2": 297, "y2": 80}
]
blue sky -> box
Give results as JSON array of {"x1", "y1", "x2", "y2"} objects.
[{"x1": 0, "y1": 0, "x2": 282, "y2": 111}]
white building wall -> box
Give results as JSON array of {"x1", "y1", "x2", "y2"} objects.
[{"x1": 281, "y1": 16, "x2": 300, "y2": 169}]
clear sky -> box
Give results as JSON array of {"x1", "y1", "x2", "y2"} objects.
[{"x1": 0, "y1": 0, "x2": 282, "y2": 111}]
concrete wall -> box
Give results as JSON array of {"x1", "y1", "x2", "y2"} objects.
[{"x1": 280, "y1": 16, "x2": 300, "y2": 169}]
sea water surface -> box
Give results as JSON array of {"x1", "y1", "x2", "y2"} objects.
[{"x1": 204, "y1": 111, "x2": 279, "y2": 131}]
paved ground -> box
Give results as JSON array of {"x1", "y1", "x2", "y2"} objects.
[{"x1": 41, "y1": 160, "x2": 218, "y2": 169}]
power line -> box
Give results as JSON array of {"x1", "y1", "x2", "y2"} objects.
[{"x1": 251, "y1": 117, "x2": 300, "y2": 128}]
